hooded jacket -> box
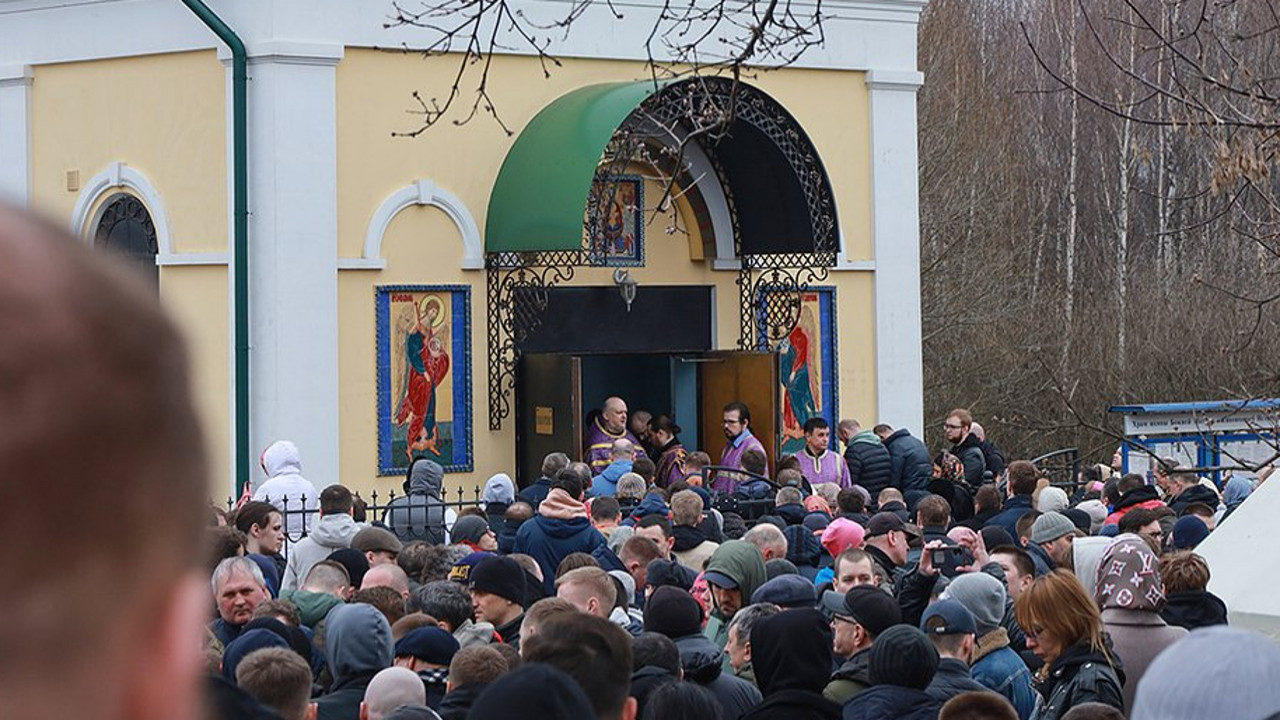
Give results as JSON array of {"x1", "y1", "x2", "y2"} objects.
[
  {"x1": 1168, "y1": 483, "x2": 1220, "y2": 515},
  {"x1": 672, "y1": 524, "x2": 719, "y2": 573},
  {"x1": 823, "y1": 647, "x2": 872, "y2": 705},
  {"x1": 513, "y1": 488, "x2": 607, "y2": 594},
  {"x1": 1103, "y1": 485, "x2": 1166, "y2": 526},
  {"x1": 845, "y1": 429, "x2": 893, "y2": 498},
  {"x1": 1096, "y1": 535, "x2": 1187, "y2": 714},
  {"x1": 884, "y1": 428, "x2": 933, "y2": 494},
  {"x1": 253, "y1": 440, "x2": 319, "y2": 541},
  {"x1": 674, "y1": 633, "x2": 763, "y2": 720},
  {"x1": 703, "y1": 540, "x2": 768, "y2": 654},
  {"x1": 1160, "y1": 590, "x2": 1229, "y2": 630},
  {"x1": 280, "y1": 588, "x2": 343, "y2": 629},
  {"x1": 280, "y1": 512, "x2": 361, "y2": 592},
  {"x1": 384, "y1": 459, "x2": 448, "y2": 544},
  {"x1": 624, "y1": 493, "x2": 671, "y2": 526},
  {"x1": 841, "y1": 685, "x2": 942, "y2": 720},
  {"x1": 743, "y1": 609, "x2": 841, "y2": 720},
  {"x1": 451, "y1": 618, "x2": 497, "y2": 649},
  {"x1": 316, "y1": 604, "x2": 393, "y2": 720}
]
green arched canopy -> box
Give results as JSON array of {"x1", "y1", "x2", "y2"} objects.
[{"x1": 485, "y1": 81, "x2": 662, "y2": 254}]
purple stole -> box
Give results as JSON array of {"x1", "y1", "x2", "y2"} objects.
[
  {"x1": 715, "y1": 431, "x2": 768, "y2": 493},
  {"x1": 585, "y1": 418, "x2": 646, "y2": 475},
  {"x1": 798, "y1": 449, "x2": 852, "y2": 489}
]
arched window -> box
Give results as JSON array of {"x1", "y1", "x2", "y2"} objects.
[{"x1": 93, "y1": 194, "x2": 158, "y2": 286}]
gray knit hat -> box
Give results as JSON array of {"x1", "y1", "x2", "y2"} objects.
[
  {"x1": 941, "y1": 572, "x2": 1005, "y2": 635},
  {"x1": 1031, "y1": 511, "x2": 1076, "y2": 545},
  {"x1": 1132, "y1": 626, "x2": 1280, "y2": 720}
]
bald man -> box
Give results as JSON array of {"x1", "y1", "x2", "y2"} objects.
[
  {"x1": 360, "y1": 667, "x2": 427, "y2": 720},
  {"x1": 362, "y1": 564, "x2": 412, "y2": 602},
  {"x1": 585, "y1": 396, "x2": 649, "y2": 475}
]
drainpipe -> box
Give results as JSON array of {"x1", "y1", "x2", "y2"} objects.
[{"x1": 178, "y1": 0, "x2": 250, "y2": 496}]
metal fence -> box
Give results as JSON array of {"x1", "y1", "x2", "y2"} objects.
[{"x1": 1031, "y1": 447, "x2": 1082, "y2": 492}]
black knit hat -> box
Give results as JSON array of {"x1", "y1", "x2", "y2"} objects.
[
  {"x1": 326, "y1": 548, "x2": 370, "y2": 588},
  {"x1": 469, "y1": 556, "x2": 526, "y2": 607},
  {"x1": 868, "y1": 625, "x2": 939, "y2": 690},
  {"x1": 643, "y1": 586, "x2": 703, "y2": 639}
]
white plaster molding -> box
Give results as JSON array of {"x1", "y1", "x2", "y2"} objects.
[
  {"x1": 865, "y1": 68, "x2": 924, "y2": 91},
  {"x1": 71, "y1": 161, "x2": 170, "y2": 247},
  {"x1": 0, "y1": 0, "x2": 924, "y2": 75},
  {"x1": 157, "y1": 251, "x2": 228, "y2": 266},
  {"x1": 0, "y1": 64, "x2": 31, "y2": 206},
  {"x1": 346, "y1": 178, "x2": 484, "y2": 271},
  {"x1": 833, "y1": 259, "x2": 876, "y2": 271},
  {"x1": 219, "y1": 40, "x2": 345, "y2": 67}
]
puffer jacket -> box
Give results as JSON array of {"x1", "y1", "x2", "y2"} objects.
[
  {"x1": 674, "y1": 633, "x2": 763, "y2": 720},
  {"x1": 845, "y1": 429, "x2": 893, "y2": 498},
  {"x1": 383, "y1": 458, "x2": 448, "y2": 544},
  {"x1": 951, "y1": 434, "x2": 988, "y2": 487},
  {"x1": 884, "y1": 428, "x2": 933, "y2": 494},
  {"x1": 1034, "y1": 642, "x2": 1125, "y2": 720},
  {"x1": 513, "y1": 488, "x2": 607, "y2": 594}
]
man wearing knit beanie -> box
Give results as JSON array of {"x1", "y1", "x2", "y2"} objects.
[
  {"x1": 1132, "y1": 626, "x2": 1280, "y2": 720},
  {"x1": 942, "y1": 573, "x2": 1036, "y2": 720},
  {"x1": 1031, "y1": 512, "x2": 1077, "y2": 569},
  {"x1": 843, "y1": 625, "x2": 943, "y2": 720},
  {"x1": 644, "y1": 587, "x2": 762, "y2": 720},
  {"x1": 744, "y1": 609, "x2": 841, "y2": 720},
  {"x1": 468, "y1": 556, "x2": 526, "y2": 648}
]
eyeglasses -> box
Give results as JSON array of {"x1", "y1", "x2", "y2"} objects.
[
  {"x1": 831, "y1": 614, "x2": 857, "y2": 625},
  {"x1": 943, "y1": 423, "x2": 962, "y2": 430}
]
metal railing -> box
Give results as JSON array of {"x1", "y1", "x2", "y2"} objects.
[{"x1": 1031, "y1": 447, "x2": 1082, "y2": 492}]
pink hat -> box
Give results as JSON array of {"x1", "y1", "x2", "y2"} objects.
[{"x1": 821, "y1": 518, "x2": 865, "y2": 558}]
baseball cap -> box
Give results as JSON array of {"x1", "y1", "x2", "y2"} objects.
[
  {"x1": 703, "y1": 570, "x2": 739, "y2": 590},
  {"x1": 820, "y1": 586, "x2": 902, "y2": 637},
  {"x1": 866, "y1": 512, "x2": 908, "y2": 538},
  {"x1": 920, "y1": 599, "x2": 977, "y2": 636}
]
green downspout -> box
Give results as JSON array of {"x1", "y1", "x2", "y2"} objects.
[{"x1": 178, "y1": 0, "x2": 250, "y2": 496}]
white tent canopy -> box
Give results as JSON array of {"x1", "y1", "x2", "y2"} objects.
[{"x1": 1199, "y1": 475, "x2": 1280, "y2": 641}]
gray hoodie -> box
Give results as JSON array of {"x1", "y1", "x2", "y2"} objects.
[
  {"x1": 316, "y1": 604, "x2": 393, "y2": 720},
  {"x1": 384, "y1": 458, "x2": 448, "y2": 544},
  {"x1": 281, "y1": 512, "x2": 361, "y2": 592}
]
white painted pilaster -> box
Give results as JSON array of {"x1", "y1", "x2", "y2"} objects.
[
  {"x1": 0, "y1": 65, "x2": 32, "y2": 207},
  {"x1": 867, "y1": 68, "x2": 925, "y2": 434},
  {"x1": 241, "y1": 43, "x2": 344, "y2": 489}
]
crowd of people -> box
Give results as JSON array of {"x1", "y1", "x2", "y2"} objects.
[
  {"x1": 202, "y1": 402, "x2": 1278, "y2": 720},
  {"x1": 5, "y1": 202, "x2": 1278, "y2": 720}
]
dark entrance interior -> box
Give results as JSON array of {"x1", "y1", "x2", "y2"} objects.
[{"x1": 512, "y1": 285, "x2": 778, "y2": 485}]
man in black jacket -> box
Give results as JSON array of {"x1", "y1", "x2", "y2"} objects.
[
  {"x1": 1166, "y1": 471, "x2": 1221, "y2": 515},
  {"x1": 517, "y1": 452, "x2": 571, "y2": 510},
  {"x1": 876, "y1": 425, "x2": 933, "y2": 502},
  {"x1": 840, "y1": 419, "x2": 893, "y2": 499},
  {"x1": 944, "y1": 409, "x2": 987, "y2": 488},
  {"x1": 744, "y1": 609, "x2": 842, "y2": 720}
]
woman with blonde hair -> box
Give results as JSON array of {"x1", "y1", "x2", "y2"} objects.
[{"x1": 1015, "y1": 570, "x2": 1124, "y2": 720}]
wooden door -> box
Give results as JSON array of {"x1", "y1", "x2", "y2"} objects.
[
  {"x1": 516, "y1": 354, "x2": 581, "y2": 487},
  {"x1": 699, "y1": 352, "x2": 779, "y2": 473}
]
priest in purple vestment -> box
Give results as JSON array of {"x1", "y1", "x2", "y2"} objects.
[
  {"x1": 585, "y1": 396, "x2": 647, "y2": 475},
  {"x1": 715, "y1": 401, "x2": 769, "y2": 493},
  {"x1": 796, "y1": 416, "x2": 852, "y2": 488}
]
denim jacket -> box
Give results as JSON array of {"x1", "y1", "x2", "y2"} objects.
[{"x1": 970, "y1": 628, "x2": 1039, "y2": 720}]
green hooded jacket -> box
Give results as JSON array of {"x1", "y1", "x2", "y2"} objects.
[
  {"x1": 702, "y1": 539, "x2": 766, "y2": 670},
  {"x1": 281, "y1": 588, "x2": 344, "y2": 629}
]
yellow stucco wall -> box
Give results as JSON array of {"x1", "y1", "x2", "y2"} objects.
[
  {"x1": 336, "y1": 50, "x2": 876, "y2": 497},
  {"x1": 28, "y1": 51, "x2": 231, "y2": 494}
]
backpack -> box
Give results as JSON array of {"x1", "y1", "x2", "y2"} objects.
[{"x1": 979, "y1": 439, "x2": 1007, "y2": 480}]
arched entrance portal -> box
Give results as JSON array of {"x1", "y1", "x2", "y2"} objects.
[{"x1": 484, "y1": 77, "x2": 839, "y2": 484}]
